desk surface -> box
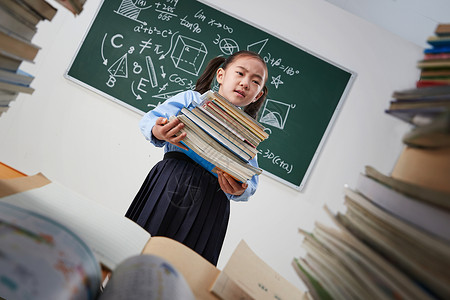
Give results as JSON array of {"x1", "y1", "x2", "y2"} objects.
[{"x1": 0, "y1": 162, "x2": 26, "y2": 179}]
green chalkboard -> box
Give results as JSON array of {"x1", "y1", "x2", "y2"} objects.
[{"x1": 66, "y1": 0, "x2": 355, "y2": 190}]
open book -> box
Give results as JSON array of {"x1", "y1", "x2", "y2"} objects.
[
  {"x1": 0, "y1": 173, "x2": 221, "y2": 299},
  {"x1": 0, "y1": 173, "x2": 306, "y2": 299}
]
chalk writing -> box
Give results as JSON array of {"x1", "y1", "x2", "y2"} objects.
[
  {"x1": 67, "y1": 0, "x2": 354, "y2": 189},
  {"x1": 260, "y1": 149, "x2": 293, "y2": 174},
  {"x1": 179, "y1": 16, "x2": 201, "y2": 33},
  {"x1": 263, "y1": 52, "x2": 300, "y2": 76}
]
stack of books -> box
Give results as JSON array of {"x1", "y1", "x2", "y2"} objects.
[
  {"x1": 54, "y1": 0, "x2": 87, "y2": 15},
  {"x1": 417, "y1": 23, "x2": 450, "y2": 88},
  {"x1": 0, "y1": 0, "x2": 86, "y2": 117},
  {"x1": 171, "y1": 90, "x2": 269, "y2": 183},
  {"x1": 292, "y1": 24, "x2": 450, "y2": 300},
  {"x1": 384, "y1": 25, "x2": 450, "y2": 152},
  {"x1": 0, "y1": 0, "x2": 58, "y2": 116},
  {"x1": 293, "y1": 168, "x2": 450, "y2": 299}
]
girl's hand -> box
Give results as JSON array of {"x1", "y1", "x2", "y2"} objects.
[
  {"x1": 152, "y1": 117, "x2": 188, "y2": 150},
  {"x1": 217, "y1": 171, "x2": 248, "y2": 196}
]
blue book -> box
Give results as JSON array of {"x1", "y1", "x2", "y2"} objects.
[{"x1": 424, "y1": 46, "x2": 450, "y2": 54}]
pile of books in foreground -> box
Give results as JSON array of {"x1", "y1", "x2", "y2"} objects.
[
  {"x1": 171, "y1": 90, "x2": 269, "y2": 183},
  {"x1": 293, "y1": 23, "x2": 450, "y2": 300},
  {"x1": 292, "y1": 165, "x2": 450, "y2": 300}
]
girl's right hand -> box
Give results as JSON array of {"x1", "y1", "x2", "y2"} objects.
[{"x1": 152, "y1": 117, "x2": 188, "y2": 150}]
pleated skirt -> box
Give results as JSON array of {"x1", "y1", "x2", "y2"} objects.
[{"x1": 125, "y1": 151, "x2": 230, "y2": 266}]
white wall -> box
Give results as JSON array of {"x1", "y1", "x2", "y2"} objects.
[
  {"x1": 0, "y1": 0, "x2": 423, "y2": 291},
  {"x1": 325, "y1": 0, "x2": 450, "y2": 48}
]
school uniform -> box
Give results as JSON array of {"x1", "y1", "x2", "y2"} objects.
[{"x1": 126, "y1": 90, "x2": 258, "y2": 265}]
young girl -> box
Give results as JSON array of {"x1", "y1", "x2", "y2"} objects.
[{"x1": 126, "y1": 50, "x2": 269, "y2": 265}]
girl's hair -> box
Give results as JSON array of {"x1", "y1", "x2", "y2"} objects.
[{"x1": 195, "y1": 50, "x2": 269, "y2": 119}]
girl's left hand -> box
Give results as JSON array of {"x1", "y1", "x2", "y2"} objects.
[{"x1": 217, "y1": 171, "x2": 248, "y2": 196}]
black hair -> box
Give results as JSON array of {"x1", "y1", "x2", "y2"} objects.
[{"x1": 194, "y1": 50, "x2": 269, "y2": 119}]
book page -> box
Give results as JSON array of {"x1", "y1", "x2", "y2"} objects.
[
  {"x1": 0, "y1": 202, "x2": 102, "y2": 299},
  {"x1": 142, "y1": 236, "x2": 221, "y2": 300},
  {"x1": 99, "y1": 254, "x2": 195, "y2": 300},
  {"x1": 0, "y1": 182, "x2": 151, "y2": 270},
  {"x1": 210, "y1": 240, "x2": 306, "y2": 300}
]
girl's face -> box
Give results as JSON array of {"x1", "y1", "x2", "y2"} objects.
[{"x1": 216, "y1": 56, "x2": 266, "y2": 107}]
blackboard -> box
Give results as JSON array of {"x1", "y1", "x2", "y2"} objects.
[{"x1": 66, "y1": 0, "x2": 355, "y2": 190}]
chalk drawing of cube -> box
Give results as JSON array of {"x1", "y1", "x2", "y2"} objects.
[{"x1": 171, "y1": 35, "x2": 207, "y2": 76}]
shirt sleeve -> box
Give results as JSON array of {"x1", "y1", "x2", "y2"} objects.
[
  {"x1": 139, "y1": 90, "x2": 200, "y2": 147},
  {"x1": 227, "y1": 155, "x2": 259, "y2": 202}
]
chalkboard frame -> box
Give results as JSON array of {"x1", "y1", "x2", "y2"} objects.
[{"x1": 65, "y1": 0, "x2": 356, "y2": 191}]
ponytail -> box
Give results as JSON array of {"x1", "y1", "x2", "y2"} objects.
[
  {"x1": 195, "y1": 57, "x2": 225, "y2": 94},
  {"x1": 244, "y1": 85, "x2": 268, "y2": 119}
]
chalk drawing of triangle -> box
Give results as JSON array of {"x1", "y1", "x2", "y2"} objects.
[
  {"x1": 108, "y1": 53, "x2": 128, "y2": 78},
  {"x1": 247, "y1": 38, "x2": 268, "y2": 54}
]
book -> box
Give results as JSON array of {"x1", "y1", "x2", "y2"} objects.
[
  {"x1": 55, "y1": 0, "x2": 85, "y2": 15},
  {"x1": 424, "y1": 53, "x2": 450, "y2": 60},
  {"x1": 426, "y1": 36, "x2": 450, "y2": 48},
  {"x1": 0, "y1": 202, "x2": 196, "y2": 299},
  {"x1": 420, "y1": 69, "x2": 450, "y2": 78},
  {"x1": 0, "y1": 6, "x2": 37, "y2": 41},
  {"x1": 170, "y1": 90, "x2": 267, "y2": 183},
  {"x1": 180, "y1": 107, "x2": 256, "y2": 161},
  {"x1": 402, "y1": 111, "x2": 450, "y2": 148},
  {"x1": 201, "y1": 91, "x2": 268, "y2": 141},
  {"x1": 364, "y1": 165, "x2": 450, "y2": 211},
  {"x1": 334, "y1": 188, "x2": 450, "y2": 299},
  {"x1": 199, "y1": 101, "x2": 262, "y2": 148},
  {"x1": 391, "y1": 85, "x2": 450, "y2": 100},
  {"x1": 0, "y1": 0, "x2": 42, "y2": 28},
  {"x1": 0, "y1": 174, "x2": 151, "y2": 271},
  {"x1": 0, "y1": 90, "x2": 18, "y2": 105},
  {"x1": 0, "y1": 173, "x2": 222, "y2": 300},
  {"x1": 435, "y1": 23, "x2": 450, "y2": 37},
  {"x1": 0, "y1": 28, "x2": 40, "y2": 62},
  {"x1": 210, "y1": 240, "x2": 306, "y2": 300},
  {"x1": 391, "y1": 146, "x2": 450, "y2": 194},
  {"x1": 416, "y1": 79, "x2": 450, "y2": 88},
  {"x1": 355, "y1": 171, "x2": 450, "y2": 242},
  {"x1": 97, "y1": 254, "x2": 195, "y2": 300},
  {"x1": 385, "y1": 106, "x2": 449, "y2": 125},
  {"x1": 191, "y1": 106, "x2": 259, "y2": 155},
  {"x1": 292, "y1": 256, "x2": 332, "y2": 300},
  {"x1": 20, "y1": 0, "x2": 57, "y2": 21},
  {"x1": 424, "y1": 46, "x2": 450, "y2": 54},
  {"x1": 417, "y1": 58, "x2": 450, "y2": 69},
  {"x1": 0, "y1": 67, "x2": 34, "y2": 86},
  {"x1": 172, "y1": 114, "x2": 262, "y2": 183},
  {"x1": 0, "y1": 104, "x2": 9, "y2": 115},
  {"x1": 296, "y1": 216, "x2": 435, "y2": 300},
  {"x1": 0, "y1": 52, "x2": 22, "y2": 72},
  {"x1": 388, "y1": 98, "x2": 450, "y2": 110},
  {"x1": 0, "y1": 79, "x2": 34, "y2": 94}
]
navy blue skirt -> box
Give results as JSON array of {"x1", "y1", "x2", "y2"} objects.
[{"x1": 126, "y1": 151, "x2": 229, "y2": 266}]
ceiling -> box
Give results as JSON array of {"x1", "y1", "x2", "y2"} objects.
[{"x1": 324, "y1": 0, "x2": 450, "y2": 49}]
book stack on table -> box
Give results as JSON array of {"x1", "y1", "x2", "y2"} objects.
[{"x1": 172, "y1": 90, "x2": 269, "y2": 183}]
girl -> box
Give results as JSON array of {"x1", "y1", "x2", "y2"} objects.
[{"x1": 126, "y1": 50, "x2": 269, "y2": 265}]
